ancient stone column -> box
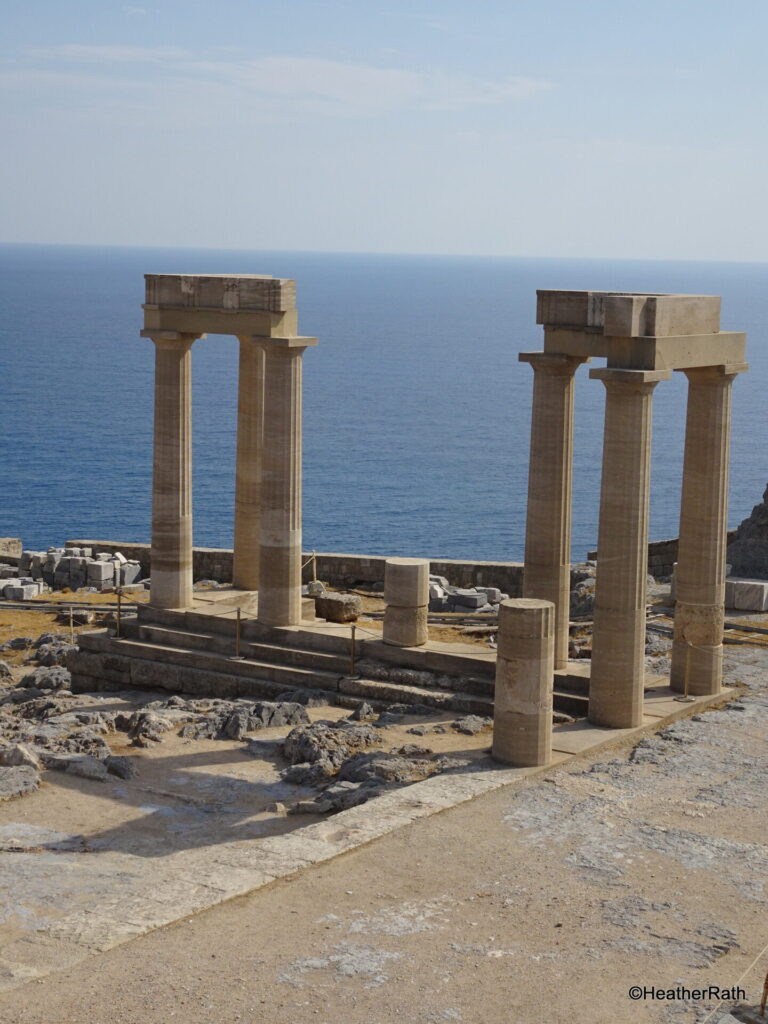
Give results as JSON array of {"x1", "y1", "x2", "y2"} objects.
[
  {"x1": 258, "y1": 337, "x2": 317, "y2": 627},
  {"x1": 588, "y1": 368, "x2": 670, "y2": 728},
  {"x1": 233, "y1": 337, "x2": 266, "y2": 591},
  {"x1": 383, "y1": 558, "x2": 429, "y2": 647},
  {"x1": 492, "y1": 598, "x2": 554, "y2": 767},
  {"x1": 519, "y1": 352, "x2": 587, "y2": 669},
  {"x1": 143, "y1": 331, "x2": 199, "y2": 609},
  {"x1": 671, "y1": 364, "x2": 747, "y2": 695}
]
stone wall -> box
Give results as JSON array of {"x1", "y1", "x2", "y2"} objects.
[
  {"x1": 67, "y1": 540, "x2": 525, "y2": 594},
  {"x1": 587, "y1": 532, "x2": 737, "y2": 579}
]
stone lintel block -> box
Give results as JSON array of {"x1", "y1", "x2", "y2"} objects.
[
  {"x1": 603, "y1": 294, "x2": 721, "y2": 337},
  {"x1": 142, "y1": 307, "x2": 297, "y2": 338},
  {"x1": 547, "y1": 329, "x2": 745, "y2": 371},
  {"x1": 384, "y1": 558, "x2": 430, "y2": 608},
  {"x1": 536, "y1": 289, "x2": 721, "y2": 336},
  {"x1": 145, "y1": 274, "x2": 296, "y2": 313}
]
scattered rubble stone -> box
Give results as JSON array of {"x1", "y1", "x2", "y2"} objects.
[
  {"x1": 63, "y1": 755, "x2": 110, "y2": 782},
  {"x1": 389, "y1": 743, "x2": 432, "y2": 757},
  {"x1": 178, "y1": 700, "x2": 310, "y2": 741},
  {"x1": 0, "y1": 765, "x2": 39, "y2": 800},
  {"x1": 406, "y1": 725, "x2": 429, "y2": 736},
  {"x1": 105, "y1": 755, "x2": 138, "y2": 779},
  {"x1": 128, "y1": 711, "x2": 176, "y2": 747},
  {"x1": 290, "y1": 778, "x2": 386, "y2": 814},
  {"x1": 4, "y1": 637, "x2": 33, "y2": 651},
  {"x1": 283, "y1": 720, "x2": 382, "y2": 768},
  {"x1": 451, "y1": 715, "x2": 492, "y2": 735},
  {"x1": 337, "y1": 751, "x2": 439, "y2": 785},
  {"x1": 282, "y1": 760, "x2": 336, "y2": 786},
  {"x1": 19, "y1": 666, "x2": 72, "y2": 692},
  {"x1": 347, "y1": 702, "x2": 376, "y2": 722},
  {"x1": 36, "y1": 641, "x2": 78, "y2": 667},
  {"x1": 0, "y1": 742, "x2": 42, "y2": 769},
  {"x1": 0, "y1": 661, "x2": 12, "y2": 679}
]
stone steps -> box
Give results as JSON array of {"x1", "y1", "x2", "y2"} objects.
[{"x1": 138, "y1": 624, "x2": 351, "y2": 674}]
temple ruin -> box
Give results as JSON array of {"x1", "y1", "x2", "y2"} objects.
[{"x1": 67, "y1": 278, "x2": 747, "y2": 771}]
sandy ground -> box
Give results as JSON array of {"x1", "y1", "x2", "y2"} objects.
[{"x1": 0, "y1": 641, "x2": 764, "y2": 1024}]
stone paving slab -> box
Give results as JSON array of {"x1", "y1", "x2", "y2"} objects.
[{"x1": 0, "y1": 686, "x2": 737, "y2": 992}]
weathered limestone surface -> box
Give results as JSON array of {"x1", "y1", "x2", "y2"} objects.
[
  {"x1": 232, "y1": 337, "x2": 265, "y2": 591},
  {"x1": 384, "y1": 559, "x2": 429, "y2": 648},
  {"x1": 492, "y1": 598, "x2": 554, "y2": 767},
  {"x1": 520, "y1": 352, "x2": 586, "y2": 669},
  {"x1": 143, "y1": 332, "x2": 199, "y2": 610},
  {"x1": 671, "y1": 365, "x2": 746, "y2": 694},
  {"x1": 258, "y1": 338, "x2": 317, "y2": 627},
  {"x1": 588, "y1": 369, "x2": 669, "y2": 728}
]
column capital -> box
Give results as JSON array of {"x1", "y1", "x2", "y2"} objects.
[
  {"x1": 679, "y1": 362, "x2": 749, "y2": 384},
  {"x1": 140, "y1": 329, "x2": 203, "y2": 349},
  {"x1": 589, "y1": 367, "x2": 671, "y2": 392},
  {"x1": 252, "y1": 335, "x2": 317, "y2": 354},
  {"x1": 519, "y1": 351, "x2": 589, "y2": 375}
]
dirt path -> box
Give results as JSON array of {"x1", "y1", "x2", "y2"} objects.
[{"x1": 0, "y1": 648, "x2": 765, "y2": 1024}]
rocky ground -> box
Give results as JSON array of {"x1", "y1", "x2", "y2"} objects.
[{"x1": 0, "y1": 608, "x2": 765, "y2": 1023}]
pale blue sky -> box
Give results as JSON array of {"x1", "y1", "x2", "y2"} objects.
[{"x1": 2, "y1": 0, "x2": 766, "y2": 259}]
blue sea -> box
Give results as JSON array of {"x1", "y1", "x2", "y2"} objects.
[{"x1": 1, "y1": 244, "x2": 766, "y2": 563}]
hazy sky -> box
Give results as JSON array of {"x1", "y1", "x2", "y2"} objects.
[{"x1": 2, "y1": 0, "x2": 766, "y2": 259}]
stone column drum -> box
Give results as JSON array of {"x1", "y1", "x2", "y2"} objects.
[
  {"x1": 588, "y1": 368, "x2": 670, "y2": 728},
  {"x1": 143, "y1": 331, "x2": 199, "y2": 609},
  {"x1": 233, "y1": 337, "x2": 266, "y2": 591},
  {"x1": 520, "y1": 352, "x2": 587, "y2": 669},
  {"x1": 492, "y1": 598, "x2": 554, "y2": 767},
  {"x1": 383, "y1": 558, "x2": 429, "y2": 647},
  {"x1": 671, "y1": 364, "x2": 746, "y2": 695},
  {"x1": 258, "y1": 337, "x2": 316, "y2": 627}
]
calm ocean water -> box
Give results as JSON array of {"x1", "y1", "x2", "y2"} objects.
[{"x1": 1, "y1": 243, "x2": 766, "y2": 563}]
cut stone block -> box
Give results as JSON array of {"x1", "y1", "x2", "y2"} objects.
[
  {"x1": 451, "y1": 591, "x2": 486, "y2": 609},
  {"x1": 88, "y1": 561, "x2": 114, "y2": 581},
  {"x1": 314, "y1": 592, "x2": 362, "y2": 623},
  {"x1": 120, "y1": 562, "x2": 142, "y2": 586},
  {"x1": 477, "y1": 586, "x2": 502, "y2": 603},
  {"x1": 725, "y1": 577, "x2": 768, "y2": 612}
]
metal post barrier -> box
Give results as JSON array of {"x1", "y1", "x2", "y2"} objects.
[
  {"x1": 231, "y1": 606, "x2": 244, "y2": 660},
  {"x1": 312, "y1": 550, "x2": 317, "y2": 582},
  {"x1": 349, "y1": 624, "x2": 356, "y2": 676},
  {"x1": 116, "y1": 587, "x2": 123, "y2": 639},
  {"x1": 69, "y1": 605, "x2": 74, "y2": 644}
]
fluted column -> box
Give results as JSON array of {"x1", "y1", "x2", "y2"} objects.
[
  {"x1": 520, "y1": 352, "x2": 587, "y2": 669},
  {"x1": 492, "y1": 598, "x2": 554, "y2": 767},
  {"x1": 143, "y1": 330, "x2": 200, "y2": 609},
  {"x1": 671, "y1": 363, "x2": 747, "y2": 694},
  {"x1": 589, "y1": 368, "x2": 670, "y2": 728},
  {"x1": 258, "y1": 336, "x2": 317, "y2": 626},
  {"x1": 233, "y1": 337, "x2": 266, "y2": 591}
]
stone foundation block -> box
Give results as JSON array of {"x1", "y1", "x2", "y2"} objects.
[
  {"x1": 314, "y1": 593, "x2": 362, "y2": 622},
  {"x1": 725, "y1": 577, "x2": 768, "y2": 611}
]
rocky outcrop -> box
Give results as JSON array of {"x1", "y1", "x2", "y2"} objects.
[{"x1": 727, "y1": 484, "x2": 768, "y2": 579}]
